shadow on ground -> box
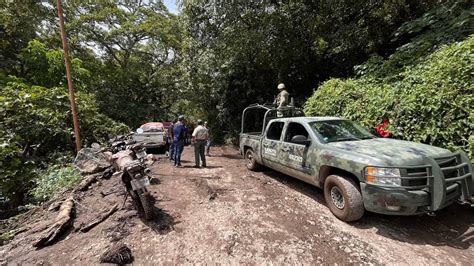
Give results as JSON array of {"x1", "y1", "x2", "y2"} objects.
[
  {"x1": 260, "y1": 167, "x2": 473, "y2": 250},
  {"x1": 220, "y1": 153, "x2": 243, "y2": 160},
  {"x1": 141, "y1": 196, "x2": 179, "y2": 235}
]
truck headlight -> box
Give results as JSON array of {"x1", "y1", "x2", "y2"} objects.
[{"x1": 365, "y1": 167, "x2": 401, "y2": 186}]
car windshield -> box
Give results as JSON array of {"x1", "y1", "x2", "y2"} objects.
[{"x1": 309, "y1": 120, "x2": 375, "y2": 143}]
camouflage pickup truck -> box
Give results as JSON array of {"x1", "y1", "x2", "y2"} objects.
[{"x1": 239, "y1": 104, "x2": 474, "y2": 222}]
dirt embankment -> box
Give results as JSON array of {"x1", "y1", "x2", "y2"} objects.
[{"x1": 1, "y1": 146, "x2": 473, "y2": 264}]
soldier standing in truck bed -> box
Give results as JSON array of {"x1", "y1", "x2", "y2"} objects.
[{"x1": 274, "y1": 83, "x2": 289, "y2": 117}]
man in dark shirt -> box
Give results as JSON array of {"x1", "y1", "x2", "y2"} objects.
[
  {"x1": 173, "y1": 115, "x2": 187, "y2": 167},
  {"x1": 168, "y1": 118, "x2": 177, "y2": 161}
]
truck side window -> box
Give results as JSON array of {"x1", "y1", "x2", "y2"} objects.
[
  {"x1": 285, "y1": 122, "x2": 309, "y2": 142},
  {"x1": 266, "y1": 122, "x2": 284, "y2": 140}
]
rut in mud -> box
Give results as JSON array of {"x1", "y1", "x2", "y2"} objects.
[{"x1": 1, "y1": 146, "x2": 472, "y2": 264}]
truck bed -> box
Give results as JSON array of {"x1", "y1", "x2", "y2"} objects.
[
  {"x1": 239, "y1": 133, "x2": 263, "y2": 162},
  {"x1": 132, "y1": 132, "x2": 166, "y2": 148}
]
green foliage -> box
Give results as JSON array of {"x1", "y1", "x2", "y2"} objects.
[
  {"x1": 0, "y1": 80, "x2": 129, "y2": 205},
  {"x1": 19, "y1": 40, "x2": 91, "y2": 90},
  {"x1": 356, "y1": 0, "x2": 473, "y2": 81},
  {"x1": 32, "y1": 164, "x2": 81, "y2": 202},
  {"x1": 63, "y1": 1, "x2": 184, "y2": 127},
  {"x1": 0, "y1": 137, "x2": 36, "y2": 206},
  {"x1": 0, "y1": 230, "x2": 15, "y2": 245},
  {"x1": 1, "y1": 81, "x2": 129, "y2": 151},
  {"x1": 181, "y1": 0, "x2": 438, "y2": 135},
  {"x1": 305, "y1": 36, "x2": 474, "y2": 158},
  {"x1": 0, "y1": 1, "x2": 51, "y2": 74}
]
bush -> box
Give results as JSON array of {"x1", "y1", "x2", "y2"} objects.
[
  {"x1": 304, "y1": 36, "x2": 474, "y2": 159},
  {"x1": 0, "y1": 82, "x2": 129, "y2": 205},
  {"x1": 0, "y1": 40, "x2": 129, "y2": 207},
  {"x1": 31, "y1": 164, "x2": 81, "y2": 202}
]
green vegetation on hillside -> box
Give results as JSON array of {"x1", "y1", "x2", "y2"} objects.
[
  {"x1": 305, "y1": 1, "x2": 473, "y2": 157},
  {"x1": 305, "y1": 36, "x2": 473, "y2": 157}
]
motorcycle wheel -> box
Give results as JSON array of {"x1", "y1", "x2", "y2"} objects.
[
  {"x1": 138, "y1": 191, "x2": 154, "y2": 220},
  {"x1": 129, "y1": 189, "x2": 144, "y2": 213}
]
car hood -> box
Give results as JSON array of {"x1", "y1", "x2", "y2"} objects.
[{"x1": 327, "y1": 138, "x2": 452, "y2": 166}]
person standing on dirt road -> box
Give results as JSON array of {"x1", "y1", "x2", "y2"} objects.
[
  {"x1": 167, "y1": 118, "x2": 177, "y2": 161},
  {"x1": 204, "y1": 121, "x2": 212, "y2": 156},
  {"x1": 192, "y1": 119, "x2": 209, "y2": 168},
  {"x1": 173, "y1": 115, "x2": 187, "y2": 167}
]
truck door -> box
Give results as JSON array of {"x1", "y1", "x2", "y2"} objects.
[
  {"x1": 280, "y1": 122, "x2": 315, "y2": 184},
  {"x1": 262, "y1": 121, "x2": 285, "y2": 171}
]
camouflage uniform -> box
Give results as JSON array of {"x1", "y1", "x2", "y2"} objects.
[
  {"x1": 274, "y1": 83, "x2": 289, "y2": 117},
  {"x1": 275, "y1": 90, "x2": 289, "y2": 108}
]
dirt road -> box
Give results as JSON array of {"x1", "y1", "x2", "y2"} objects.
[{"x1": 1, "y1": 145, "x2": 473, "y2": 264}]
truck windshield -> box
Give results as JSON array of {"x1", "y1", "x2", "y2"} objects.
[{"x1": 309, "y1": 120, "x2": 375, "y2": 143}]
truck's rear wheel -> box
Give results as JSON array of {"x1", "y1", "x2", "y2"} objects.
[
  {"x1": 245, "y1": 148, "x2": 260, "y2": 171},
  {"x1": 324, "y1": 174, "x2": 364, "y2": 222}
]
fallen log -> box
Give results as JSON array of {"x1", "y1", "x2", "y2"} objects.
[
  {"x1": 99, "y1": 242, "x2": 133, "y2": 264},
  {"x1": 33, "y1": 196, "x2": 74, "y2": 247},
  {"x1": 80, "y1": 204, "x2": 119, "y2": 233},
  {"x1": 100, "y1": 188, "x2": 123, "y2": 197},
  {"x1": 74, "y1": 174, "x2": 99, "y2": 192},
  {"x1": 47, "y1": 201, "x2": 62, "y2": 212}
]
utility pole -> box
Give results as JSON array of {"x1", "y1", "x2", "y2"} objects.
[{"x1": 57, "y1": 0, "x2": 81, "y2": 152}]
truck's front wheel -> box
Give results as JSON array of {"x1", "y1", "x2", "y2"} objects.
[
  {"x1": 324, "y1": 175, "x2": 364, "y2": 222},
  {"x1": 245, "y1": 148, "x2": 260, "y2": 171}
]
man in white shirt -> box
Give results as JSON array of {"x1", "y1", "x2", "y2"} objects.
[{"x1": 192, "y1": 119, "x2": 209, "y2": 167}]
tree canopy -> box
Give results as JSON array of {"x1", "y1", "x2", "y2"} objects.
[{"x1": 180, "y1": 0, "x2": 443, "y2": 138}]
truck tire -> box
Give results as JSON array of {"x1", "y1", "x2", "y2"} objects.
[
  {"x1": 245, "y1": 148, "x2": 260, "y2": 171},
  {"x1": 139, "y1": 191, "x2": 154, "y2": 220},
  {"x1": 324, "y1": 174, "x2": 364, "y2": 222}
]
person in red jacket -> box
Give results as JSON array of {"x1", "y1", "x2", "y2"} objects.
[{"x1": 375, "y1": 118, "x2": 392, "y2": 138}]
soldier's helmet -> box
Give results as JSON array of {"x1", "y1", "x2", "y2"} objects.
[{"x1": 277, "y1": 83, "x2": 285, "y2": 90}]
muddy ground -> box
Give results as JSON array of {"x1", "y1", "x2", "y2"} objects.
[{"x1": 1, "y1": 145, "x2": 473, "y2": 264}]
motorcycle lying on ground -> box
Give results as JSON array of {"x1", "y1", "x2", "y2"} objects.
[
  {"x1": 109, "y1": 134, "x2": 133, "y2": 153},
  {"x1": 112, "y1": 142, "x2": 154, "y2": 220}
]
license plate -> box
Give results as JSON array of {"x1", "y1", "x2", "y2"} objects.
[{"x1": 131, "y1": 177, "x2": 150, "y2": 190}]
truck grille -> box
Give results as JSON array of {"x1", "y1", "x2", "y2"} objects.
[
  {"x1": 369, "y1": 152, "x2": 473, "y2": 212},
  {"x1": 402, "y1": 154, "x2": 470, "y2": 191},
  {"x1": 435, "y1": 156, "x2": 466, "y2": 180},
  {"x1": 403, "y1": 168, "x2": 428, "y2": 188}
]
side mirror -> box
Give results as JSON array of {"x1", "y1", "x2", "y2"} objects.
[
  {"x1": 291, "y1": 135, "x2": 311, "y2": 146},
  {"x1": 136, "y1": 128, "x2": 144, "y2": 134}
]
